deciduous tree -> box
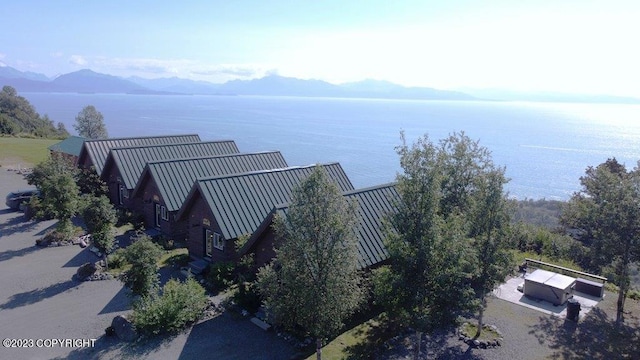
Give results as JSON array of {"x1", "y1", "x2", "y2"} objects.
[
  {"x1": 82, "y1": 195, "x2": 117, "y2": 269},
  {"x1": 561, "y1": 158, "x2": 640, "y2": 322},
  {"x1": 27, "y1": 153, "x2": 80, "y2": 238},
  {"x1": 256, "y1": 166, "x2": 364, "y2": 360},
  {"x1": 381, "y1": 132, "x2": 475, "y2": 358},
  {"x1": 74, "y1": 105, "x2": 108, "y2": 139}
]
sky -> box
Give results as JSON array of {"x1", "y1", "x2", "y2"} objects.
[{"x1": 2, "y1": 0, "x2": 640, "y2": 97}]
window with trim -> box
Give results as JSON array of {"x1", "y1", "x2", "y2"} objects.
[
  {"x1": 118, "y1": 185, "x2": 125, "y2": 205},
  {"x1": 161, "y1": 205, "x2": 168, "y2": 221},
  {"x1": 212, "y1": 232, "x2": 224, "y2": 250}
]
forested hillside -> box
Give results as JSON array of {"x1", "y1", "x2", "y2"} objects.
[{"x1": 0, "y1": 86, "x2": 68, "y2": 138}]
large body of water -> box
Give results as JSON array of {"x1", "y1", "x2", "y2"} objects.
[{"x1": 22, "y1": 92, "x2": 640, "y2": 200}]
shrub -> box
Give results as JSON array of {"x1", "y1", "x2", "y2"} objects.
[
  {"x1": 206, "y1": 261, "x2": 236, "y2": 290},
  {"x1": 107, "y1": 248, "x2": 127, "y2": 270},
  {"x1": 132, "y1": 277, "x2": 208, "y2": 335},
  {"x1": 120, "y1": 234, "x2": 163, "y2": 297}
]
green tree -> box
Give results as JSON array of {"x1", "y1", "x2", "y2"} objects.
[
  {"x1": 256, "y1": 166, "x2": 364, "y2": 360},
  {"x1": 76, "y1": 166, "x2": 108, "y2": 196},
  {"x1": 561, "y1": 158, "x2": 640, "y2": 322},
  {"x1": 82, "y1": 195, "x2": 117, "y2": 269},
  {"x1": 468, "y1": 168, "x2": 511, "y2": 337},
  {"x1": 381, "y1": 133, "x2": 475, "y2": 358},
  {"x1": 121, "y1": 233, "x2": 163, "y2": 298},
  {"x1": 73, "y1": 105, "x2": 108, "y2": 139},
  {"x1": 26, "y1": 153, "x2": 80, "y2": 238}
]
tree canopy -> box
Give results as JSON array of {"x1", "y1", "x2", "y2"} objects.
[
  {"x1": 256, "y1": 166, "x2": 364, "y2": 359},
  {"x1": 0, "y1": 85, "x2": 68, "y2": 138},
  {"x1": 74, "y1": 105, "x2": 108, "y2": 139},
  {"x1": 561, "y1": 158, "x2": 640, "y2": 322},
  {"x1": 26, "y1": 152, "x2": 80, "y2": 238}
]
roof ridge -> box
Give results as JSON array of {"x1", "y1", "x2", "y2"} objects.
[
  {"x1": 271, "y1": 182, "x2": 397, "y2": 211},
  {"x1": 341, "y1": 182, "x2": 397, "y2": 195},
  {"x1": 83, "y1": 134, "x2": 200, "y2": 143},
  {"x1": 144, "y1": 151, "x2": 282, "y2": 166},
  {"x1": 196, "y1": 162, "x2": 340, "y2": 182},
  {"x1": 108, "y1": 140, "x2": 235, "y2": 152}
]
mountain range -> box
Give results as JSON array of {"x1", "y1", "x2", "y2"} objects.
[{"x1": 1, "y1": 66, "x2": 638, "y2": 103}]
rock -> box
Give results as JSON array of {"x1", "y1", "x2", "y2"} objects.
[
  {"x1": 111, "y1": 315, "x2": 138, "y2": 342},
  {"x1": 479, "y1": 341, "x2": 487, "y2": 349},
  {"x1": 76, "y1": 262, "x2": 97, "y2": 279},
  {"x1": 473, "y1": 339, "x2": 480, "y2": 347}
]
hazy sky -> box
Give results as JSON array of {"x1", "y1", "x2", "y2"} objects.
[{"x1": 2, "y1": 0, "x2": 639, "y2": 96}]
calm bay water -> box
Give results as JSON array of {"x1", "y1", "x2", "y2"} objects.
[{"x1": 22, "y1": 93, "x2": 640, "y2": 200}]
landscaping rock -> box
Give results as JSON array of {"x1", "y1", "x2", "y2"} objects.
[
  {"x1": 76, "y1": 262, "x2": 97, "y2": 279},
  {"x1": 111, "y1": 315, "x2": 138, "y2": 342}
]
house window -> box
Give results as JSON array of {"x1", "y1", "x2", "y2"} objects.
[
  {"x1": 213, "y1": 232, "x2": 224, "y2": 250},
  {"x1": 118, "y1": 185, "x2": 125, "y2": 205},
  {"x1": 161, "y1": 206, "x2": 168, "y2": 221},
  {"x1": 204, "y1": 229, "x2": 224, "y2": 257}
]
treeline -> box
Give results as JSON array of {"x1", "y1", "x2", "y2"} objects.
[
  {"x1": 510, "y1": 198, "x2": 564, "y2": 229},
  {"x1": 0, "y1": 85, "x2": 69, "y2": 138}
]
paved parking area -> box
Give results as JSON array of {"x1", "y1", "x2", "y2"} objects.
[{"x1": 0, "y1": 168, "x2": 296, "y2": 360}]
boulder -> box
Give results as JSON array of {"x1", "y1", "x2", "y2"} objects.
[
  {"x1": 111, "y1": 315, "x2": 138, "y2": 342},
  {"x1": 76, "y1": 262, "x2": 97, "y2": 279}
]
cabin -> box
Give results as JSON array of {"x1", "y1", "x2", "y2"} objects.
[
  {"x1": 240, "y1": 183, "x2": 398, "y2": 269},
  {"x1": 100, "y1": 140, "x2": 239, "y2": 208},
  {"x1": 129, "y1": 151, "x2": 288, "y2": 241},
  {"x1": 48, "y1": 136, "x2": 86, "y2": 165},
  {"x1": 175, "y1": 163, "x2": 354, "y2": 264},
  {"x1": 76, "y1": 134, "x2": 202, "y2": 175}
]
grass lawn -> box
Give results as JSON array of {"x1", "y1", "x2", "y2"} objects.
[{"x1": 0, "y1": 136, "x2": 58, "y2": 167}]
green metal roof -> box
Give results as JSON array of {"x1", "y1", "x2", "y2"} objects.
[
  {"x1": 48, "y1": 136, "x2": 86, "y2": 157},
  {"x1": 78, "y1": 134, "x2": 202, "y2": 174},
  {"x1": 132, "y1": 151, "x2": 288, "y2": 212},
  {"x1": 244, "y1": 182, "x2": 398, "y2": 269},
  {"x1": 177, "y1": 163, "x2": 354, "y2": 241},
  {"x1": 102, "y1": 140, "x2": 240, "y2": 190}
]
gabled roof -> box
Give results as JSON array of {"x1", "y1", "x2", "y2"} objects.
[
  {"x1": 78, "y1": 134, "x2": 202, "y2": 174},
  {"x1": 132, "y1": 151, "x2": 289, "y2": 212},
  {"x1": 101, "y1": 140, "x2": 240, "y2": 189},
  {"x1": 48, "y1": 136, "x2": 86, "y2": 157},
  {"x1": 242, "y1": 182, "x2": 398, "y2": 269},
  {"x1": 176, "y1": 163, "x2": 354, "y2": 241}
]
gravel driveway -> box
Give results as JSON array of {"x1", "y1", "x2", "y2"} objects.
[{"x1": 0, "y1": 168, "x2": 297, "y2": 360}]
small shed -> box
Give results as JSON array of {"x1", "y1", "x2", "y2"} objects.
[{"x1": 524, "y1": 269, "x2": 576, "y2": 305}]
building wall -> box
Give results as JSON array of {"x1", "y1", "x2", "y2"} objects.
[
  {"x1": 134, "y1": 178, "x2": 190, "y2": 242},
  {"x1": 185, "y1": 195, "x2": 234, "y2": 262},
  {"x1": 103, "y1": 166, "x2": 135, "y2": 209},
  {"x1": 251, "y1": 225, "x2": 278, "y2": 268}
]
